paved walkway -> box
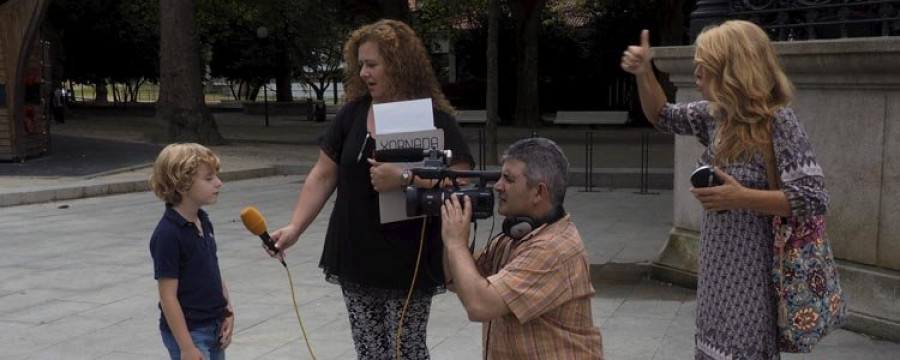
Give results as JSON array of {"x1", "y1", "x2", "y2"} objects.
[{"x1": 0, "y1": 110, "x2": 896, "y2": 359}]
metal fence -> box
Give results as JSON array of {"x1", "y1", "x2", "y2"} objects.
[
  {"x1": 67, "y1": 81, "x2": 346, "y2": 104},
  {"x1": 692, "y1": 0, "x2": 900, "y2": 41}
]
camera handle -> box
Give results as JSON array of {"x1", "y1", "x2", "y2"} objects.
[{"x1": 410, "y1": 168, "x2": 501, "y2": 184}]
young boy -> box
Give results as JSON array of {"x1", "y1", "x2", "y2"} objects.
[{"x1": 149, "y1": 143, "x2": 233, "y2": 360}]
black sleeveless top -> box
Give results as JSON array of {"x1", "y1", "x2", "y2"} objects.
[{"x1": 318, "y1": 96, "x2": 474, "y2": 294}]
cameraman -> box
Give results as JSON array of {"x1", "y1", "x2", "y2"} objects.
[{"x1": 440, "y1": 138, "x2": 603, "y2": 359}]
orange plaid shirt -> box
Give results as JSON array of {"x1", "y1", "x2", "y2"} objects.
[{"x1": 475, "y1": 215, "x2": 603, "y2": 359}]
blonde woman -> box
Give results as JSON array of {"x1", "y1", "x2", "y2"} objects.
[
  {"x1": 265, "y1": 19, "x2": 473, "y2": 359},
  {"x1": 621, "y1": 21, "x2": 828, "y2": 359}
]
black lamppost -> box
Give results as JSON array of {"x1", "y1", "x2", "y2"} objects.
[
  {"x1": 257, "y1": 26, "x2": 270, "y2": 127},
  {"x1": 690, "y1": 0, "x2": 731, "y2": 41}
]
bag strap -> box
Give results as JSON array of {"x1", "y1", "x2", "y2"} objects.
[
  {"x1": 762, "y1": 124, "x2": 780, "y2": 191},
  {"x1": 764, "y1": 122, "x2": 788, "y2": 246},
  {"x1": 764, "y1": 121, "x2": 790, "y2": 328}
]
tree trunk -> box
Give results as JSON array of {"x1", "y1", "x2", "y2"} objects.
[
  {"x1": 275, "y1": 49, "x2": 293, "y2": 102},
  {"x1": 659, "y1": 0, "x2": 689, "y2": 46},
  {"x1": 308, "y1": 80, "x2": 329, "y2": 100},
  {"x1": 510, "y1": 0, "x2": 545, "y2": 128},
  {"x1": 132, "y1": 79, "x2": 147, "y2": 102},
  {"x1": 333, "y1": 77, "x2": 339, "y2": 104},
  {"x1": 94, "y1": 78, "x2": 108, "y2": 103},
  {"x1": 485, "y1": 0, "x2": 500, "y2": 165},
  {"x1": 154, "y1": 0, "x2": 224, "y2": 144},
  {"x1": 379, "y1": 0, "x2": 409, "y2": 22}
]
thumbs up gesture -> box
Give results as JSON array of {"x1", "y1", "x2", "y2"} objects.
[{"x1": 621, "y1": 29, "x2": 652, "y2": 75}]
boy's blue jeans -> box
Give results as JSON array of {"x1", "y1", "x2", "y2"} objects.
[{"x1": 160, "y1": 320, "x2": 225, "y2": 360}]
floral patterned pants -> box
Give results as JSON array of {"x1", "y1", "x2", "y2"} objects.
[{"x1": 341, "y1": 284, "x2": 433, "y2": 360}]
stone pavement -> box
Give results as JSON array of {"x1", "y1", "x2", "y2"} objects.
[
  {"x1": 0, "y1": 178, "x2": 896, "y2": 359},
  {"x1": 0, "y1": 110, "x2": 897, "y2": 359}
]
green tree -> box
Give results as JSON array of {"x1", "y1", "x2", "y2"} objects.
[
  {"x1": 201, "y1": 0, "x2": 352, "y2": 103},
  {"x1": 47, "y1": 0, "x2": 159, "y2": 103},
  {"x1": 293, "y1": 31, "x2": 345, "y2": 102},
  {"x1": 109, "y1": 0, "x2": 160, "y2": 103},
  {"x1": 287, "y1": 2, "x2": 348, "y2": 102},
  {"x1": 201, "y1": 0, "x2": 275, "y2": 101},
  {"x1": 338, "y1": 0, "x2": 411, "y2": 23}
]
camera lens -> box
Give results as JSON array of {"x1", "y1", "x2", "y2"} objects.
[{"x1": 406, "y1": 187, "x2": 495, "y2": 219}]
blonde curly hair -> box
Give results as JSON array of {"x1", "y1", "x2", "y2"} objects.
[
  {"x1": 342, "y1": 19, "x2": 454, "y2": 115},
  {"x1": 149, "y1": 143, "x2": 221, "y2": 205},
  {"x1": 695, "y1": 20, "x2": 794, "y2": 166}
]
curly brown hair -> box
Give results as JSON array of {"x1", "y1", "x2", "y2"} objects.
[
  {"x1": 149, "y1": 143, "x2": 221, "y2": 205},
  {"x1": 342, "y1": 19, "x2": 454, "y2": 115}
]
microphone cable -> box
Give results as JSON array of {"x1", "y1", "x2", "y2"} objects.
[
  {"x1": 279, "y1": 259, "x2": 318, "y2": 360},
  {"x1": 240, "y1": 206, "x2": 317, "y2": 359},
  {"x1": 396, "y1": 215, "x2": 428, "y2": 360},
  {"x1": 395, "y1": 175, "x2": 444, "y2": 360}
]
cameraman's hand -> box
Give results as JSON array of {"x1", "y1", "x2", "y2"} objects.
[
  {"x1": 367, "y1": 159, "x2": 404, "y2": 192},
  {"x1": 441, "y1": 195, "x2": 472, "y2": 251}
]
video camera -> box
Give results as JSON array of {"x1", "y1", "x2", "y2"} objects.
[{"x1": 402, "y1": 149, "x2": 500, "y2": 220}]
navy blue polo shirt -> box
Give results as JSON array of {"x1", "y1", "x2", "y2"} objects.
[{"x1": 150, "y1": 206, "x2": 227, "y2": 332}]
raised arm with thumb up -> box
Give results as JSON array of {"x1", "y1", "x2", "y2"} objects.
[
  {"x1": 620, "y1": 29, "x2": 666, "y2": 125},
  {"x1": 621, "y1": 29, "x2": 653, "y2": 75}
]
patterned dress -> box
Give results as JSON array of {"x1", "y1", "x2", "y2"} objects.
[{"x1": 657, "y1": 101, "x2": 828, "y2": 360}]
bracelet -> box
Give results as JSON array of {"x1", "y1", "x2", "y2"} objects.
[{"x1": 401, "y1": 169, "x2": 412, "y2": 187}]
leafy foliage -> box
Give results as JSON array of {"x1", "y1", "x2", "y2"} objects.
[
  {"x1": 47, "y1": 0, "x2": 159, "y2": 102},
  {"x1": 200, "y1": 0, "x2": 351, "y2": 101},
  {"x1": 199, "y1": 0, "x2": 275, "y2": 100}
]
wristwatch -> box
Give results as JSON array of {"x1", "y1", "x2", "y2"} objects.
[{"x1": 401, "y1": 169, "x2": 412, "y2": 186}]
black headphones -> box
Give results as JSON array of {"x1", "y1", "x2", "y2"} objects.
[{"x1": 501, "y1": 205, "x2": 566, "y2": 241}]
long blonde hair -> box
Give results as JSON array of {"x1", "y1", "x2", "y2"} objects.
[
  {"x1": 695, "y1": 20, "x2": 794, "y2": 166},
  {"x1": 342, "y1": 19, "x2": 454, "y2": 115}
]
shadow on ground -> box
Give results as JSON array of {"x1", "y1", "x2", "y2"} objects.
[{"x1": 0, "y1": 135, "x2": 161, "y2": 177}]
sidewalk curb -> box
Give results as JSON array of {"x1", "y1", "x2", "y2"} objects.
[
  {"x1": 82, "y1": 162, "x2": 155, "y2": 179},
  {"x1": 0, "y1": 163, "x2": 315, "y2": 208}
]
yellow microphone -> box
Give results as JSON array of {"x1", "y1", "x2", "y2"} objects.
[{"x1": 240, "y1": 206, "x2": 280, "y2": 256}]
